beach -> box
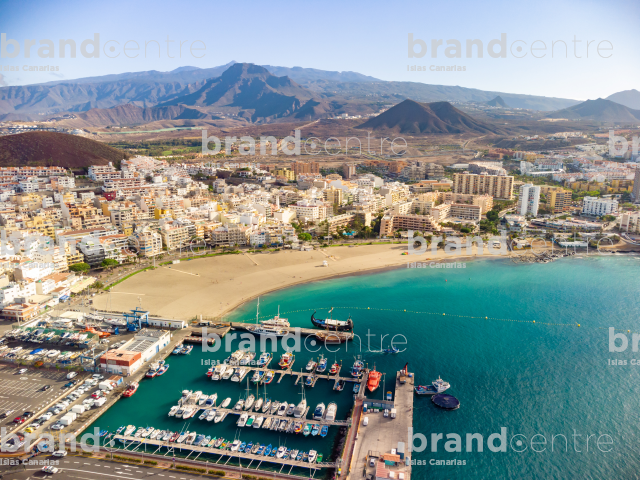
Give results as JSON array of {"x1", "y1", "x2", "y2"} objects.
[{"x1": 92, "y1": 243, "x2": 508, "y2": 320}]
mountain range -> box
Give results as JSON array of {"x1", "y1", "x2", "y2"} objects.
[
  {"x1": 0, "y1": 62, "x2": 584, "y2": 122},
  {"x1": 545, "y1": 98, "x2": 640, "y2": 123},
  {"x1": 357, "y1": 99, "x2": 505, "y2": 134}
]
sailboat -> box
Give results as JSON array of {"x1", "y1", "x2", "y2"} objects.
[
  {"x1": 247, "y1": 298, "x2": 287, "y2": 337},
  {"x1": 293, "y1": 375, "x2": 307, "y2": 418}
]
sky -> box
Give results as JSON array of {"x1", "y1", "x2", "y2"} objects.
[{"x1": 0, "y1": 0, "x2": 638, "y2": 100}]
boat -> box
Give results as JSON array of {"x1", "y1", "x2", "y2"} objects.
[
  {"x1": 214, "y1": 438, "x2": 225, "y2": 448},
  {"x1": 245, "y1": 394, "x2": 255, "y2": 410},
  {"x1": 124, "y1": 425, "x2": 136, "y2": 436},
  {"x1": 194, "y1": 434, "x2": 205, "y2": 445},
  {"x1": 291, "y1": 449, "x2": 299, "y2": 460},
  {"x1": 163, "y1": 431, "x2": 173, "y2": 441},
  {"x1": 122, "y1": 382, "x2": 139, "y2": 397},
  {"x1": 234, "y1": 398, "x2": 244, "y2": 410},
  {"x1": 251, "y1": 371, "x2": 264, "y2": 384},
  {"x1": 303, "y1": 423, "x2": 311, "y2": 436},
  {"x1": 240, "y1": 352, "x2": 255, "y2": 366},
  {"x1": 254, "y1": 398, "x2": 264, "y2": 412},
  {"x1": 384, "y1": 346, "x2": 400, "y2": 354},
  {"x1": 182, "y1": 407, "x2": 197, "y2": 419},
  {"x1": 311, "y1": 308, "x2": 353, "y2": 331},
  {"x1": 254, "y1": 416, "x2": 265, "y2": 428},
  {"x1": 351, "y1": 357, "x2": 364, "y2": 377},
  {"x1": 181, "y1": 345, "x2": 193, "y2": 355},
  {"x1": 198, "y1": 395, "x2": 209, "y2": 406},
  {"x1": 316, "y1": 355, "x2": 328, "y2": 373},
  {"x1": 203, "y1": 435, "x2": 212, "y2": 446},
  {"x1": 264, "y1": 370, "x2": 275, "y2": 384},
  {"x1": 208, "y1": 437, "x2": 217, "y2": 447},
  {"x1": 212, "y1": 364, "x2": 226, "y2": 380},
  {"x1": 220, "y1": 397, "x2": 232, "y2": 408},
  {"x1": 206, "y1": 410, "x2": 216, "y2": 421},
  {"x1": 305, "y1": 375, "x2": 314, "y2": 386},
  {"x1": 325, "y1": 403, "x2": 337, "y2": 422},
  {"x1": 168, "y1": 406, "x2": 179, "y2": 416},
  {"x1": 286, "y1": 403, "x2": 296, "y2": 416},
  {"x1": 278, "y1": 419, "x2": 288, "y2": 431},
  {"x1": 293, "y1": 382, "x2": 307, "y2": 418},
  {"x1": 206, "y1": 366, "x2": 215, "y2": 377},
  {"x1": 320, "y1": 425, "x2": 328, "y2": 437},
  {"x1": 276, "y1": 403, "x2": 287, "y2": 416},
  {"x1": 279, "y1": 352, "x2": 295, "y2": 369},
  {"x1": 334, "y1": 379, "x2": 345, "y2": 391},
  {"x1": 261, "y1": 305, "x2": 290, "y2": 327},
  {"x1": 227, "y1": 350, "x2": 245, "y2": 365},
  {"x1": 251, "y1": 443, "x2": 260, "y2": 454},
  {"x1": 329, "y1": 362, "x2": 340, "y2": 375},
  {"x1": 145, "y1": 363, "x2": 159, "y2": 378},
  {"x1": 141, "y1": 427, "x2": 154, "y2": 438},
  {"x1": 433, "y1": 376, "x2": 451, "y2": 393},
  {"x1": 265, "y1": 444, "x2": 273, "y2": 456},
  {"x1": 257, "y1": 445, "x2": 266, "y2": 455},
  {"x1": 248, "y1": 324, "x2": 288, "y2": 337},
  {"x1": 257, "y1": 352, "x2": 272, "y2": 367},
  {"x1": 239, "y1": 442, "x2": 246, "y2": 453},
  {"x1": 176, "y1": 432, "x2": 188, "y2": 443},
  {"x1": 305, "y1": 359, "x2": 317, "y2": 371},
  {"x1": 414, "y1": 385, "x2": 438, "y2": 395},
  {"x1": 230, "y1": 440, "x2": 241, "y2": 451},
  {"x1": 116, "y1": 426, "x2": 125, "y2": 434},
  {"x1": 353, "y1": 384, "x2": 360, "y2": 394},
  {"x1": 157, "y1": 363, "x2": 169, "y2": 376},
  {"x1": 367, "y1": 366, "x2": 382, "y2": 392},
  {"x1": 316, "y1": 330, "x2": 351, "y2": 344},
  {"x1": 199, "y1": 411, "x2": 208, "y2": 421},
  {"x1": 294, "y1": 421, "x2": 303, "y2": 433},
  {"x1": 246, "y1": 415, "x2": 255, "y2": 427},
  {"x1": 308, "y1": 450, "x2": 318, "y2": 463},
  {"x1": 214, "y1": 411, "x2": 225, "y2": 423},
  {"x1": 262, "y1": 399, "x2": 272, "y2": 413},
  {"x1": 296, "y1": 452, "x2": 303, "y2": 461},
  {"x1": 317, "y1": 453, "x2": 323, "y2": 463},
  {"x1": 276, "y1": 446, "x2": 286, "y2": 458},
  {"x1": 205, "y1": 394, "x2": 217, "y2": 406},
  {"x1": 172, "y1": 344, "x2": 183, "y2": 354},
  {"x1": 311, "y1": 424, "x2": 320, "y2": 436},
  {"x1": 263, "y1": 418, "x2": 272, "y2": 429},
  {"x1": 175, "y1": 407, "x2": 185, "y2": 418},
  {"x1": 313, "y1": 403, "x2": 325, "y2": 420},
  {"x1": 245, "y1": 441, "x2": 253, "y2": 452}
]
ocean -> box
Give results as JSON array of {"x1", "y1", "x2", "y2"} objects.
[{"x1": 90, "y1": 255, "x2": 640, "y2": 479}]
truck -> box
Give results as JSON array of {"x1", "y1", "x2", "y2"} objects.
[
  {"x1": 71, "y1": 405, "x2": 85, "y2": 414},
  {"x1": 390, "y1": 408, "x2": 397, "y2": 419}
]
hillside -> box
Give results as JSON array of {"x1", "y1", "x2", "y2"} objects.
[
  {"x1": 0, "y1": 132, "x2": 129, "y2": 168},
  {"x1": 546, "y1": 98, "x2": 640, "y2": 123},
  {"x1": 486, "y1": 96, "x2": 508, "y2": 108},
  {"x1": 158, "y1": 63, "x2": 318, "y2": 122},
  {"x1": 356, "y1": 99, "x2": 505, "y2": 134},
  {"x1": 75, "y1": 104, "x2": 212, "y2": 127},
  {"x1": 606, "y1": 89, "x2": 640, "y2": 110}
]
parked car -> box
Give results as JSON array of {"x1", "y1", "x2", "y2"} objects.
[
  {"x1": 18, "y1": 368, "x2": 27, "y2": 374},
  {"x1": 50, "y1": 423, "x2": 65, "y2": 431},
  {"x1": 66, "y1": 372, "x2": 77, "y2": 379},
  {"x1": 42, "y1": 385, "x2": 51, "y2": 391},
  {"x1": 42, "y1": 466, "x2": 59, "y2": 474},
  {"x1": 13, "y1": 416, "x2": 25, "y2": 424},
  {"x1": 52, "y1": 450, "x2": 67, "y2": 457},
  {"x1": 0, "y1": 410, "x2": 14, "y2": 419}
]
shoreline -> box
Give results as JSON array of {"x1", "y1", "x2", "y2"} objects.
[{"x1": 92, "y1": 244, "x2": 638, "y2": 322}]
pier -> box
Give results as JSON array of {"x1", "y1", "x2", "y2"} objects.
[
  {"x1": 113, "y1": 434, "x2": 340, "y2": 470},
  {"x1": 208, "y1": 321, "x2": 355, "y2": 341}
]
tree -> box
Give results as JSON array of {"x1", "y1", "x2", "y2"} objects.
[
  {"x1": 298, "y1": 232, "x2": 312, "y2": 242},
  {"x1": 101, "y1": 259, "x2": 119, "y2": 269},
  {"x1": 69, "y1": 263, "x2": 90, "y2": 273},
  {"x1": 486, "y1": 210, "x2": 500, "y2": 222}
]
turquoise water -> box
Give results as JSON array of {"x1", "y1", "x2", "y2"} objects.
[{"x1": 91, "y1": 255, "x2": 640, "y2": 479}]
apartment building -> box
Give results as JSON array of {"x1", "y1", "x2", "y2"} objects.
[
  {"x1": 453, "y1": 173, "x2": 514, "y2": 200},
  {"x1": 292, "y1": 161, "x2": 320, "y2": 178},
  {"x1": 539, "y1": 186, "x2": 572, "y2": 213},
  {"x1": 88, "y1": 164, "x2": 121, "y2": 182},
  {"x1": 210, "y1": 224, "x2": 250, "y2": 246},
  {"x1": 633, "y1": 168, "x2": 640, "y2": 202},
  {"x1": 379, "y1": 214, "x2": 441, "y2": 236},
  {"x1": 582, "y1": 197, "x2": 618, "y2": 217},
  {"x1": 517, "y1": 184, "x2": 541, "y2": 217},
  {"x1": 131, "y1": 230, "x2": 163, "y2": 257},
  {"x1": 160, "y1": 222, "x2": 190, "y2": 250}
]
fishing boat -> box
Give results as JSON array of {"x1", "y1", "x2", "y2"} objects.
[
  {"x1": 264, "y1": 370, "x2": 275, "y2": 384},
  {"x1": 168, "y1": 406, "x2": 179, "y2": 416},
  {"x1": 145, "y1": 363, "x2": 159, "y2": 378},
  {"x1": 311, "y1": 424, "x2": 320, "y2": 436},
  {"x1": 294, "y1": 421, "x2": 303, "y2": 433},
  {"x1": 257, "y1": 352, "x2": 272, "y2": 367},
  {"x1": 303, "y1": 423, "x2": 311, "y2": 436},
  {"x1": 305, "y1": 375, "x2": 314, "y2": 386},
  {"x1": 246, "y1": 415, "x2": 256, "y2": 427},
  {"x1": 276, "y1": 446, "x2": 286, "y2": 458},
  {"x1": 309, "y1": 450, "x2": 318, "y2": 463},
  {"x1": 214, "y1": 438, "x2": 225, "y2": 448},
  {"x1": 239, "y1": 442, "x2": 246, "y2": 452},
  {"x1": 199, "y1": 410, "x2": 208, "y2": 420},
  {"x1": 220, "y1": 397, "x2": 232, "y2": 408},
  {"x1": 265, "y1": 444, "x2": 273, "y2": 456},
  {"x1": 316, "y1": 355, "x2": 328, "y2": 373},
  {"x1": 329, "y1": 361, "x2": 340, "y2": 375},
  {"x1": 311, "y1": 308, "x2": 353, "y2": 331},
  {"x1": 122, "y1": 382, "x2": 139, "y2": 397},
  {"x1": 245, "y1": 441, "x2": 253, "y2": 452},
  {"x1": 181, "y1": 345, "x2": 193, "y2": 355},
  {"x1": 206, "y1": 366, "x2": 215, "y2": 377},
  {"x1": 279, "y1": 352, "x2": 295, "y2": 369},
  {"x1": 313, "y1": 403, "x2": 325, "y2": 420},
  {"x1": 320, "y1": 425, "x2": 328, "y2": 437},
  {"x1": 433, "y1": 376, "x2": 451, "y2": 393},
  {"x1": 351, "y1": 356, "x2": 364, "y2": 377},
  {"x1": 353, "y1": 383, "x2": 361, "y2": 394},
  {"x1": 157, "y1": 363, "x2": 169, "y2": 376},
  {"x1": 383, "y1": 346, "x2": 400, "y2": 354},
  {"x1": 317, "y1": 453, "x2": 323, "y2": 463},
  {"x1": 305, "y1": 359, "x2": 317, "y2": 371},
  {"x1": 251, "y1": 371, "x2": 264, "y2": 384},
  {"x1": 172, "y1": 344, "x2": 183, "y2": 354},
  {"x1": 367, "y1": 366, "x2": 382, "y2": 392},
  {"x1": 251, "y1": 443, "x2": 260, "y2": 454},
  {"x1": 116, "y1": 426, "x2": 125, "y2": 434}
]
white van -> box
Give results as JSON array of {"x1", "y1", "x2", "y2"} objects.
[{"x1": 363, "y1": 416, "x2": 369, "y2": 426}]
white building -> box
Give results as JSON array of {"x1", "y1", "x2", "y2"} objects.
[
  {"x1": 517, "y1": 184, "x2": 540, "y2": 217},
  {"x1": 582, "y1": 197, "x2": 618, "y2": 217}
]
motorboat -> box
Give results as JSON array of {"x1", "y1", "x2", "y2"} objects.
[
  {"x1": 276, "y1": 403, "x2": 287, "y2": 416},
  {"x1": 305, "y1": 359, "x2": 317, "y2": 371},
  {"x1": 367, "y1": 366, "x2": 382, "y2": 392},
  {"x1": 264, "y1": 370, "x2": 275, "y2": 384},
  {"x1": 270, "y1": 401, "x2": 280, "y2": 415},
  {"x1": 234, "y1": 399, "x2": 244, "y2": 410},
  {"x1": 316, "y1": 355, "x2": 328, "y2": 373},
  {"x1": 286, "y1": 403, "x2": 296, "y2": 416},
  {"x1": 168, "y1": 406, "x2": 179, "y2": 416},
  {"x1": 214, "y1": 411, "x2": 225, "y2": 423},
  {"x1": 237, "y1": 413, "x2": 248, "y2": 427},
  {"x1": 278, "y1": 352, "x2": 295, "y2": 369},
  {"x1": 246, "y1": 415, "x2": 256, "y2": 427},
  {"x1": 220, "y1": 397, "x2": 232, "y2": 408},
  {"x1": 311, "y1": 424, "x2": 320, "y2": 436},
  {"x1": 313, "y1": 403, "x2": 325, "y2": 420},
  {"x1": 262, "y1": 399, "x2": 272, "y2": 413},
  {"x1": 257, "y1": 352, "x2": 272, "y2": 367},
  {"x1": 433, "y1": 376, "x2": 451, "y2": 393},
  {"x1": 351, "y1": 357, "x2": 364, "y2": 377},
  {"x1": 254, "y1": 416, "x2": 265, "y2": 428},
  {"x1": 206, "y1": 410, "x2": 216, "y2": 421},
  {"x1": 212, "y1": 364, "x2": 226, "y2": 380},
  {"x1": 325, "y1": 403, "x2": 337, "y2": 421}
]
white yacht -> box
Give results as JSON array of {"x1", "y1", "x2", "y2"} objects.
[
  {"x1": 206, "y1": 410, "x2": 216, "y2": 421},
  {"x1": 212, "y1": 364, "x2": 226, "y2": 380},
  {"x1": 293, "y1": 383, "x2": 307, "y2": 418},
  {"x1": 261, "y1": 305, "x2": 290, "y2": 327},
  {"x1": 237, "y1": 413, "x2": 248, "y2": 427},
  {"x1": 220, "y1": 397, "x2": 232, "y2": 408},
  {"x1": 325, "y1": 403, "x2": 337, "y2": 422},
  {"x1": 244, "y1": 394, "x2": 255, "y2": 410},
  {"x1": 168, "y1": 405, "x2": 179, "y2": 416}
]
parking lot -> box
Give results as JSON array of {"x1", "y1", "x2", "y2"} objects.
[{"x1": 0, "y1": 364, "x2": 84, "y2": 428}]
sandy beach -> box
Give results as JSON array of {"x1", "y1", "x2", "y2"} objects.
[{"x1": 92, "y1": 243, "x2": 509, "y2": 320}]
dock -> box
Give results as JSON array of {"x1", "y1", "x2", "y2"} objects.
[
  {"x1": 213, "y1": 365, "x2": 361, "y2": 389},
  {"x1": 114, "y1": 434, "x2": 339, "y2": 469},
  {"x1": 178, "y1": 404, "x2": 351, "y2": 427},
  {"x1": 207, "y1": 321, "x2": 355, "y2": 341}
]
